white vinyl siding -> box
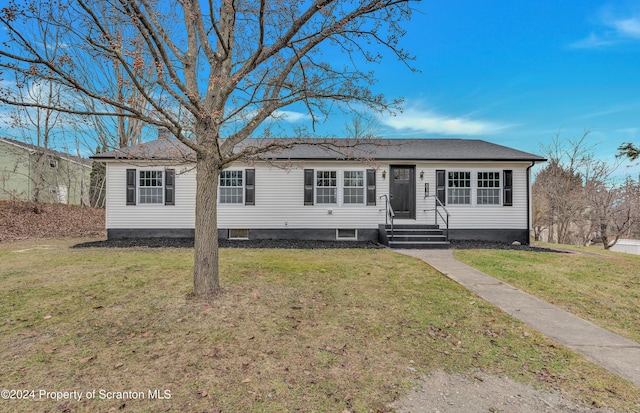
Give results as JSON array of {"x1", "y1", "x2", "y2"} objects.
[
  {"x1": 104, "y1": 161, "x2": 531, "y2": 232},
  {"x1": 427, "y1": 164, "x2": 528, "y2": 230},
  {"x1": 220, "y1": 163, "x2": 384, "y2": 229},
  {"x1": 105, "y1": 164, "x2": 195, "y2": 229},
  {"x1": 406, "y1": 164, "x2": 529, "y2": 230}
]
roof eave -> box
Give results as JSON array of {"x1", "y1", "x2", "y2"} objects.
[
  {"x1": 259, "y1": 157, "x2": 548, "y2": 162},
  {"x1": 93, "y1": 156, "x2": 547, "y2": 163}
]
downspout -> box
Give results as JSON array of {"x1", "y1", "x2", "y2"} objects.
[{"x1": 526, "y1": 161, "x2": 535, "y2": 245}]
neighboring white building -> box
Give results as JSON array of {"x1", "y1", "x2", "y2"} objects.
[
  {"x1": 92, "y1": 137, "x2": 546, "y2": 248},
  {"x1": 610, "y1": 239, "x2": 640, "y2": 256}
]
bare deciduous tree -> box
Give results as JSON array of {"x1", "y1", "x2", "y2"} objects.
[
  {"x1": 345, "y1": 113, "x2": 381, "y2": 140},
  {"x1": 586, "y1": 171, "x2": 639, "y2": 249},
  {"x1": 534, "y1": 131, "x2": 640, "y2": 248},
  {"x1": 1, "y1": 0, "x2": 417, "y2": 297},
  {"x1": 8, "y1": 76, "x2": 67, "y2": 211},
  {"x1": 534, "y1": 132, "x2": 591, "y2": 244}
]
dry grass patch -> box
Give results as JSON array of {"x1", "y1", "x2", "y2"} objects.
[{"x1": 1, "y1": 239, "x2": 639, "y2": 412}]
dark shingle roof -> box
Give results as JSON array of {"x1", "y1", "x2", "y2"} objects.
[{"x1": 92, "y1": 137, "x2": 546, "y2": 163}]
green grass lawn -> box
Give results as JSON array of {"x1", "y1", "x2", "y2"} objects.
[
  {"x1": 454, "y1": 244, "x2": 640, "y2": 344},
  {"x1": 1, "y1": 238, "x2": 639, "y2": 412}
]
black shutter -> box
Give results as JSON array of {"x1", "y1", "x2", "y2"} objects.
[
  {"x1": 165, "y1": 169, "x2": 175, "y2": 205},
  {"x1": 366, "y1": 169, "x2": 376, "y2": 206},
  {"x1": 126, "y1": 169, "x2": 136, "y2": 205},
  {"x1": 304, "y1": 169, "x2": 314, "y2": 205},
  {"x1": 245, "y1": 169, "x2": 255, "y2": 205},
  {"x1": 436, "y1": 169, "x2": 446, "y2": 205},
  {"x1": 503, "y1": 170, "x2": 513, "y2": 206}
]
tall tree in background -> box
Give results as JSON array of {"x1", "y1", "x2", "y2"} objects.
[
  {"x1": 585, "y1": 165, "x2": 639, "y2": 249},
  {"x1": 534, "y1": 132, "x2": 640, "y2": 248},
  {"x1": 75, "y1": 6, "x2": 153, "y2": 152},
  {"x1": 577, "y1": 147, "x2": 639, "y2": 248},
  {"x1": 534, "y1": 132, "x2": 591, "y2": 244},
  {"x1": 533, "y1": 160, "x2": 585, "y2": 244},
  {"x1": 1, "y1": 0, "x2": 417, "y2": 297},
  {"x1": 8, "y1": 68, "x2": 69, "y2": 210}
]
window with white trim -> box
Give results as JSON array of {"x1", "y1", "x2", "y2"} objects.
[
  {"x1": 337, "y1": 228, "x2": 357, "y2": 240},
  {"x1": 447, "y1": 171, "x2": 471, "y2": 205},
  {"x1": 343, "y1": 170, "x2": 365, "y2": 204},
  {"x1": 477, "y1": 172, "x2": 501, "y2": 205},
  {"x1": 229, "y1": 229, "x2": 249, "y2": 239},
  {"x1": 316, "y1": 170, "x2": 337, "y2": 204},
  {"x1": 219, "y1": 170, "x2": 243, "y2": 204},
  {"x1": 139, "y1": 170, "x2": 163, "y2": 204}
]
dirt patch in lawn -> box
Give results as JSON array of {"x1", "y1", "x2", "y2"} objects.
[{"x1": 393, "y1": 371, "x2": 618, "y2": 413}]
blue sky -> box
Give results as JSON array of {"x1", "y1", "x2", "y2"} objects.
[
  {"x1": 1, "y1": 0, "x2": 639, "y2": 175},
  {"x1": 312, "y1": 0, "x2": 640, "y2": 173}
]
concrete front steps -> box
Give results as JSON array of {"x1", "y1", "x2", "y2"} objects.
[{"x1": 379, "y1": 224, "x2": 450, "y2": 249}]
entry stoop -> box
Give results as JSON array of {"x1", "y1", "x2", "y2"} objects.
[{"x1": 379, "y1": 224, "x2": 450, "y2": 249}]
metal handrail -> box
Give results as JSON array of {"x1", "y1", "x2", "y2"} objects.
[
  {"x1": 425, "y1": 195, "x2": 450, "y2": 241},
  {"x1": 380, "y1": 195, "x2": 395, "y2": 241}
]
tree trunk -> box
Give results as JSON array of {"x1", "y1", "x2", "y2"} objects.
[
  {"x1": 193, "y1": 153, "x2": 223, "y2": 297},
  {"x1": 601, "y1": 223, "x2": 610, "y2": 250},
  {"x1": 32, "y1": 152, "x2": 47, "y2": 213}
]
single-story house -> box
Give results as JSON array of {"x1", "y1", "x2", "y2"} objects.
[
  {"x1": 92, "y1": 136, "x2": 546, "y2": 248},
  {"x1": 0, "y1": 137, "x2": 92, "y2": 205}
]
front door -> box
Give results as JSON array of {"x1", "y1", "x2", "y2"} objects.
[{"x1": 390, "y1": 165, "x2": 416, "y2": 219}]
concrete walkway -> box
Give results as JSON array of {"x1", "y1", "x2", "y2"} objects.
[{"x1": 397, "y1": 249, "x2": 640, "y2": 387}]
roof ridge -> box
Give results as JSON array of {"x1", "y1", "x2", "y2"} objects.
[{"x1": 0, "y1": 137, "x2": 92, "y2": 167}]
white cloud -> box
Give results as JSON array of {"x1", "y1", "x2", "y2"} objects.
[
  {"x1": 613, "y1": 17, "x2": 640, "y2": 38},
  {"x1": 617, "y1": 127, "x2": 639, "y2": 133},
  {"x1": 571, "y1": 8, "x2": 640, "y2": 48},
  {"x1": 380, "y1": 107, "x2": 509, "y2": 136},
  {"x1": 570, "y1": 33, "x2": 615, "y2": 49},
  {"x1": 572, "y1": 101, "x2": 640, "y2": 121},
  {"x1": 270, "y1": 110, "x2": 311, "y2": 123}
]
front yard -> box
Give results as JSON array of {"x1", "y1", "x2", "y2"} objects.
[
  {"x1": 454, "y1": 244, "x2": 640, "y2": 344},
  {"x1": 1, "y1": 238, "x2": 639, "y2": 412}
]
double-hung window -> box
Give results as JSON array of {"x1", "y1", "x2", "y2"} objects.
[
  {"x1": 316, "y1": 170, "x2": 337, "y2": 204},
  {"x1": 127, "y1": 169, "x2": 174, "y2": 206},
  {"x1": 219, "y1": 170, "x2": 244, "y2": 204},
  {"x1": 139, "y1": 170, "x2": 164, "y2": 204},
  {"x1": 304, "y1": 169, "x2": 375, "y2": 206},
  {"x1": 447, "y1": 171, "x2": 471, "y2": 205},
  {"x1": 343, "y1": 171, "x2": 365, "y2": 204},
  {"x1": 477, "y1": 172, "x2": 501, "y2": 205}
]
